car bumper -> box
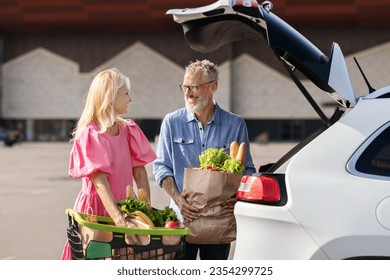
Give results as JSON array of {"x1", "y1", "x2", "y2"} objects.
[{"x1": 233, "y1": 201, "x2": 329, "y2": 260}]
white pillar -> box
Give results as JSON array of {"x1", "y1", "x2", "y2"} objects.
[{"x1": 25, "y1": 119, "x2": 34, "y2": 141}]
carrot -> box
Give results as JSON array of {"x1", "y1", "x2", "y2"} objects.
[
  {"x1": 230, "y1": 141, "x2": 239, "y2": 158},
  {"x1": 236, "y1": 142, "x2": 246, "y2": 164}
]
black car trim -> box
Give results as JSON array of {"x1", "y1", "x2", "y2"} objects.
[
  {"x1": 377, "y1": 92, "x2": 390, "y2": 98},
  {"x1": 346, "y1": 256, "x2": 390, "y2": 260},
  {"x1": 279, "y1": 57, "x2": 332, "y2": 126},
  {"x1": 347, "y1": 122, "x2": 390, "y2": 180}
]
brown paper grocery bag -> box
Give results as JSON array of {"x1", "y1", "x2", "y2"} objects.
[{"x1": 182, "y1": 168, "x2": 243, "y2": 244}]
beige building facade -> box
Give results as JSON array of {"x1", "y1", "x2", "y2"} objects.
[
  {"x1": 2, "y1": 40, "x2": 389, "y2": 141},
  {"x1": 0, "y1": 0, "x2": 389, "y2": 142}
]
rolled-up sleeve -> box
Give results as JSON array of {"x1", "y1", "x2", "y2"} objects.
[{"x1": 153, "y1": 115, "x2": 174, "y2": 186}]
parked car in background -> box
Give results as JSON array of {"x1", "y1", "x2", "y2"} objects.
[
  {"x1": 0, "y1": 127, "x2": 19, "y2": 147},
  {"x1": 0, "y1": 127, "x2": 16, "y2": 147},
  {"x1": 167, "y1": 0, "x2": 390, "y2": 259}
]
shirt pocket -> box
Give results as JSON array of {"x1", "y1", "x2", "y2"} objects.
[
  {"x1": 173, "y1": 137, "x2": 196, "y2": 163},
  {"x1": 173, "y1": 137, "x2": 194, "y2": 145}
]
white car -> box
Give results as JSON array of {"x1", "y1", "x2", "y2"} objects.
[{"x1": 167, "y1": 0, "x2": 390, "y2": 259}]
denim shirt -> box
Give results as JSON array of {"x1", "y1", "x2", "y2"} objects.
[{"x1": 153, "y1": 103, "x2": 256, "y2": 195}]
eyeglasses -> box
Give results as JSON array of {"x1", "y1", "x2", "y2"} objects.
[{"x1": 179, "y1": 80, "x2": 214, "y2": 93}]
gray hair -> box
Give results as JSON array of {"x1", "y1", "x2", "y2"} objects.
[{"x1": 185, "y1": 59, "x2": 219, "y2": 82}]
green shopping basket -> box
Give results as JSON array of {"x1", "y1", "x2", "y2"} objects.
[{"x1": 66, "y1": 209, "x2": 189, "y2": 260}]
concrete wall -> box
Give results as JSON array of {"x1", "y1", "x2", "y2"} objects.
[{"x1": 2, "y1": 41, "x2": 390, "y2": 121}]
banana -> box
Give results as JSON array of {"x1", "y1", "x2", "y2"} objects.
[{"x1": 131, "y1": 210, "x2": 154, "y2": 228}]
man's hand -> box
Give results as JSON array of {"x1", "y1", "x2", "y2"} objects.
[
  {"x1": 221, "y1": 197, "x2": 238, "y2": 213},
  {"x1": 161, "y1": 176, "x2": 200, "y2": 222},
  {"x1": 177, "y1": 193, "x2": 199, "y2": 222}
]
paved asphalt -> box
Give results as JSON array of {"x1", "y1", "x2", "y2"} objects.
[{"x1": 0, "y1": 141, "x2": 296, "y2": 260}]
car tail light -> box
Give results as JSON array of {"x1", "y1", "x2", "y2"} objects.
[{"x1": 236, "y1": 174, "x2": 281, "y2": 202}]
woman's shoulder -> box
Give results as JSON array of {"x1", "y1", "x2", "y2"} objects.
[
  {"x1": 85, "y1": 121, "x2": 100, "y2": 131},
  {"x1": 123, "y1": 118, "x2": 136, "y2": 126},
  {"x1": 74, "y1": 122, "x2": 101, "y2": 142},
  {"x1": 121, "y1": 118, "x2": 140, "y2": 131},
  {"x1": 120, "y1": 119, "x2": 144, "y2": 136}
]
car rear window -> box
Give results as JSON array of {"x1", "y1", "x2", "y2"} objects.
[{"x1": 355, "y1": 126, "x2": 390, "y2": 177}]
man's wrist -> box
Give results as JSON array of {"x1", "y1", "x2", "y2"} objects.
[{"x1": 162, "y1": 176, "x2": 181, "y2": 206}]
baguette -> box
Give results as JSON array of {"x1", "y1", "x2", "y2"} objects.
[
  {"x1": 230, "y1": 141, "x2": 239, "y2": 158},
  {"x1": 236, "y1": 142, "x2": 246, "y2": 164},
  {"x1": 138, "y1": 188, "x2": 151, "y2": 210},
  {"x1": 126, "y1": 185, "x2": 136, "y2": 198}
]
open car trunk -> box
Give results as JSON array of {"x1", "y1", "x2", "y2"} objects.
[{"x1": 167, "y1": 0, "x2": 357, "y2": 124}]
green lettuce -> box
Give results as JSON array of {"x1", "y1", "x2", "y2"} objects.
[
  {"x1": 221, "y1": 157, "x2": 245, "y2": 173},
  {"x1": 198, "y1": 147, "x2": 244, "y2": 173}
]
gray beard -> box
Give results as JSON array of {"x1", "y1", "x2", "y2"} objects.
[{"x1": 185, "y1": 98, "x2": 207, "y2": 114}]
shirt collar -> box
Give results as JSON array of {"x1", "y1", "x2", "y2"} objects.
[{"x1": 185, "y1": 101, "x2": 221, "y2": 125}]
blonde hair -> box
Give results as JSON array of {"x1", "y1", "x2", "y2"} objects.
[{"x1": 71, "y1": 68, "x2": 130, "y2": 141}]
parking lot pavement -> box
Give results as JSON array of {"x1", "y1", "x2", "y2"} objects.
[{"x1": 0, "y1": 141, "x2": 296, "y2": 260}]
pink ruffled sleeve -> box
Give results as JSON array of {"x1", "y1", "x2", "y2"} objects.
[
  {"x1": 126, "y1": 119, "x2": 157, "y2": 167},
  {"x1": 69, "y1": 125, "x2": 112, "y2": 178}
]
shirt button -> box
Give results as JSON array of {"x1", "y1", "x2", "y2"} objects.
[{"x1": 202, "y1": 144, "x2": 205, "y2": 147}]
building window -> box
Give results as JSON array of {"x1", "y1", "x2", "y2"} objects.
[
  {"x1": 281, "y1": 120, "x2": 305, "y2": 141},
  {"x1": 34, "y1": 120, "x2": 73, "y2": 141},
  {"x1": 355, "y1": 125, "x2": 390, "y2": 177}
]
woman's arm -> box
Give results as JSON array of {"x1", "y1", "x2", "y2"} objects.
[
  {"x1": 91, "y1": 171, "x2": 127, "y2": 226},
  {"x1": 92, "y1": 171, "x2": 151, "y2": 245},
  {"x1": 133, "y1": 166, "x2": 151, "y2": 200}
]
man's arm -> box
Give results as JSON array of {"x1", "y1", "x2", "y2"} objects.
[{"x1": 161, "y1": 176, "x2": 199, "y2": 222}]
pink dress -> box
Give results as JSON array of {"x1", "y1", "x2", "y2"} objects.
[{"x1": 61, "y1": 119, "x2": 156, "y2": 260}]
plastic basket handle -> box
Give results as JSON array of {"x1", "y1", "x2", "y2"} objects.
[{"x1": 65, "y1": 209, "x2": 189, "y2": 236}]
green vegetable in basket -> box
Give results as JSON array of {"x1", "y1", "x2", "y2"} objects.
[
  {"x1": 150, "y1": 206, "x2": 179, "y2": 227},
  {"x1": 117, "y1": 197, "x2": 150, "y2": 216},
  {"x1": 117, "y1": 197, "x2": 178, "y2": 227}
]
